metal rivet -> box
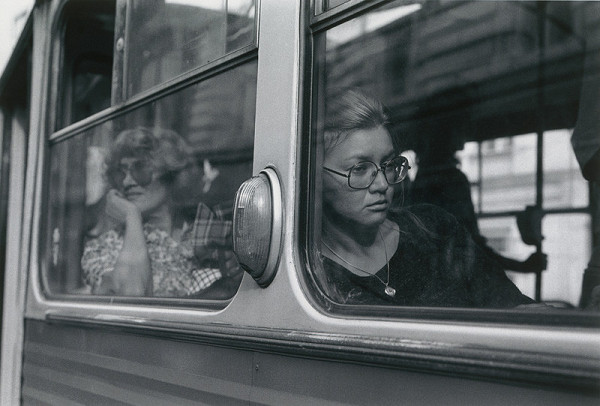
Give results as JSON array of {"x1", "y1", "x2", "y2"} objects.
[{"x1": 116, "y1": 37, "x2": 124, "y2": 52}]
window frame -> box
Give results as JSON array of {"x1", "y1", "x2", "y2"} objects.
[
  {"x1": 301, "y1": 0, "x2": 600, "y2": 327},
  {"x1": 37, "y1": 0, "x2": 260, "y2": 307}
]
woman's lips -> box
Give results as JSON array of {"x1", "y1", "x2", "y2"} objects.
[
  {"x1": 125, "y1": 190, "x2": 143, "y2": 199},
  {"x1": 367, "y1": 200, "x2": 389, "y2": 211}
]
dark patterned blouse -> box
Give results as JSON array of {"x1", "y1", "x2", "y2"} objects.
[{"x1": 321, "y1": 204, "x2": 534, "y2": 308}]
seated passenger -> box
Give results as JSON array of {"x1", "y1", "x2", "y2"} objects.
[
  {"x1": 320, "y1": 89, "x2": 534, "y2": 307},
  {"x1": 81, "y1": 127, "x2": 223, "y2": 297}
]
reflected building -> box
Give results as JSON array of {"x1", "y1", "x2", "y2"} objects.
[{"x1": 323, "y1": 1, "x2": 598, "y2": 305}]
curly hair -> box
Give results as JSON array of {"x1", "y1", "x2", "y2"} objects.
[
  {"x1": 104, "y1": 127, "x2": 201, "y2": 221},
  {"x1": 105, "y1": 127, "x2": 195, "y2": 187}
]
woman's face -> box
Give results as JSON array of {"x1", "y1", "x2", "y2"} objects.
[
  {"x1": 117, "y1": 157, "x2": 168, "y2": 216},
  {"x1": 323, "y1": 126, "x2": 395, "y2": 230}
]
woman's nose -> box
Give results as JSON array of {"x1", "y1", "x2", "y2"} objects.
[
  {"x1": 122, "y1": 169, "x2": 137, "y2": 187},
  {"x1": 369, "y1": 169, "x2": 388, "y2": 192}
]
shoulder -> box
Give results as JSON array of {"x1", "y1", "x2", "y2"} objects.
[
  {"x1": 392, "y1": 204, "x2": 460, "y2": 236},
  {"x1": 84, "y1": 229, "x2": 122, "y2": 250}
]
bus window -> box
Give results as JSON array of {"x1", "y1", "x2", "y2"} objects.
[
  {"x1": 308, "y1": 1, "x2": 600, "y2": 314},
  {"x1": 125, "y1": 0, "x2": 256, "y2": 98},
  {"x1": 56, "y1": 0, "x2": 115, "y2": 129},
  {"x1": 44, "y1": 60, "x2": 257, "y2": 300},
  {"x1": 54, "y1": 0, "x2": 257, "y2": 129}
]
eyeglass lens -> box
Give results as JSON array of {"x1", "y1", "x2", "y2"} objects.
[
  {"x1": 111, "y1": 160, "x2": 154, "y2": 187},
  {"x1": 349, "y1": 156, "x2": 408, "y2": 189}
]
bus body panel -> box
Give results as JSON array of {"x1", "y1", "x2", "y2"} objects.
[{"x1": 21, "y1": 319, "x2": 599, "y2": 406}]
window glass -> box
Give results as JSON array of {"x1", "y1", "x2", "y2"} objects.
[
  {"x1": 45, "y1": 61, "x2": 257, "y2": 299},
  {"x1": 513, "y1": 213, "x2": 592, "y2": 306},
  {"x1": 322, "y1": 0, "x2": 350, "y2": 13},
  {"x1": 125, "y1": 0, "x2": 256, "y2": 97},
  {"x1": 57, "y1": 1, "x2": 115, "y2": 129},
  {"x1": 310, "y1": 0, "x2": 599, "y2": 313},
  {"x1": 480, "y1": 134, "x2": 537, "y2": 212},
  {"x1": 543, "y1": 129, "x2": 589, "y2": 209},
  {"x1": 505, "y1": 214, "x2": 591, "y2": 307}
]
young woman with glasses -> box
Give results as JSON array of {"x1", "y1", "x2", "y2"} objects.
[
  {"x1": 81, "y1": 127, "x2": 223, "y2": 297},
  {"x1": 320, "y1": 89, "x2": 534, "y2": 307}
]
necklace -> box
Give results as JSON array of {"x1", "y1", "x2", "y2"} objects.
[{"x1": 322, "y1": 230, "x2": 396, "y2": 298}]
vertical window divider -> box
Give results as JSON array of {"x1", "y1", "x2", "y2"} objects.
[
  {"x1": 534, "y1": 1, "x2": 548, "y2": 301},
  {"x1": 111, "y1": 0, "x2": 128, "y2": 105}
]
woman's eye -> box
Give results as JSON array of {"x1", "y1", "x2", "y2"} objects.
[{"x1": 351, "y1": 163, "x2": 369, "y2": 174}]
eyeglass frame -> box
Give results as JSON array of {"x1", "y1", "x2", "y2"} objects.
[
  {"x1": 323, "y1": 155, "x2": 411, "y2": 190},
  {"x1": 108, "y1": 158, "x2": 155, "y2": 187}
]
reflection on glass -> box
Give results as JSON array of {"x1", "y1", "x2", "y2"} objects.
[
  {"x1": 480, "y1": 134, "x2": 536, "y2": 212},
  {"x1": 323, "y1": 0, "x2": 350, "y2": 13},
  {"x1": 541, "y1": 214, "x2": 590, "y2": 305},
  {"x1": 58, "y1": 1, "x2": 115, "y2": 128},
  {"x1": 479, "y1": 217, "x2": 540, "y2": 298},
  {"x1": 505, "y1": 214, "x2": 590, "y2": 306},
  {"x1": 126, "y1": 0, "x2": 256, "y2": 97},
  {"x1": 326, "y1": 3, "x2": 422, "y2": 46},
  {"x1": 312, "y1": 0, "x2": 599, "y2": 312},
  {"x1": 46, "y1": 61, "x2": 257, "y2": 299},
  {"x1": 318, "y1": 89, "x2": 534, "y2": 308},
  {"x1": 543, "y1": 129, "x2": 589, "y2": 209}
]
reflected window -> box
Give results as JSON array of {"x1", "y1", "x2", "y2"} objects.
[
  {"x1": 308, "y1": 0, "x2": 598, "y2": 313},
  {"x1": 126, "y1": 0, "x2": 256, "y2": 97},
  {"x1": 543, "y1": 129, "x2": 589, "y2": 209},
  {"x1": 56, "y1": 0, "x2": 115, "y2": 129},
  {"x1": 54, "y1": 0, "x2": 257, "y2": 128},
  {"x1": 506, "y1": 214, "x2": 591, "y2": 306}
]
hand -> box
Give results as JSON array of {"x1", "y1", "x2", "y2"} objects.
[
  {"x1": 93, "y1": 267, "x2": 151, "y2": 296},
  {"x1": 105, "y1": 189, "x2": 141, "y2": 225},
  {"x1": 218, "y1": 250, "x2": 242, "y2": 278},
  {"x1": 522, "y1": 252, "x2": 547, "y2": 272}
]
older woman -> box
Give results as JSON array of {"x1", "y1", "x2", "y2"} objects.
[
  {"x1": 81, "y1": 127, "x2": 222, "y2": 297},
  {"x1": 320, "y1": 90, "x2": 534, "y2": 307}
]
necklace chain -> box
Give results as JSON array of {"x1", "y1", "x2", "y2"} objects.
[{"x1": 322, "y1": 230, "x2": 396, "y2": 297}]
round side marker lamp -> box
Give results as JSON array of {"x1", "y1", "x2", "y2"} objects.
[{"x1": 233, "y1": 167, "x2": 283, "y2": 287}]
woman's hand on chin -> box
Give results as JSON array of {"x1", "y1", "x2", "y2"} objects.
[{"x1": 105, "y1": 189, "x2": 142, "y2": 225}]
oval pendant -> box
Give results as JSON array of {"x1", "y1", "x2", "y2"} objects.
[{"x1": 384, "y1": 286, "x2": 396, "y2": 297}]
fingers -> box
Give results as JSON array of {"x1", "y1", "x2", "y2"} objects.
[
  {"x1": 105, "y1": 189, "x2": 139, "y2": 223},
  {"x1": 93, "y1": 271, "x2": 118, "y2": 295},
  {"x1": 219, "y1": 250, "x2": 241, "y2": 277}
]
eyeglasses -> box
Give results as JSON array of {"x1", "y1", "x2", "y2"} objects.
[
  {"x1": 108, "y1": 159, "x2": 154, "y2": 187},
  {"x1": 323, "y1": 156, "x2": 410, "y2": 189}
]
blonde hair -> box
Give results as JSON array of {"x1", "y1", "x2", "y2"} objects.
[{"x1": 324, "y1": 89, "x2": 390, "y2": 153}]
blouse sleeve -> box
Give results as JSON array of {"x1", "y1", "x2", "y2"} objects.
[
  {"x1": 80, "y1": 230, "x2": 121, "y2": 292},
  {"x1": 412, "y1": 204, "x2": 535, "y2": 308}
]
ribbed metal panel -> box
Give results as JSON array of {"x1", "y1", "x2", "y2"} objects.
[
  {"x1": 21, "y1": 319, "x2": 600, "y2": 405},
  {"x1": 22, "y1": 320, "x2": 253, "y2": 405}
]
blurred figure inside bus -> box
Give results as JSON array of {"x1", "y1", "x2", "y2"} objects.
[
  {"x1": 319, "y1": 89, "x2": 534, "y2": 307},
  {"x1": 81, "y1": 127, "x2": 238, "y2": 297},
  {"x1": 410, "y1": 130, "x2": 547, "y2": 275}
]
